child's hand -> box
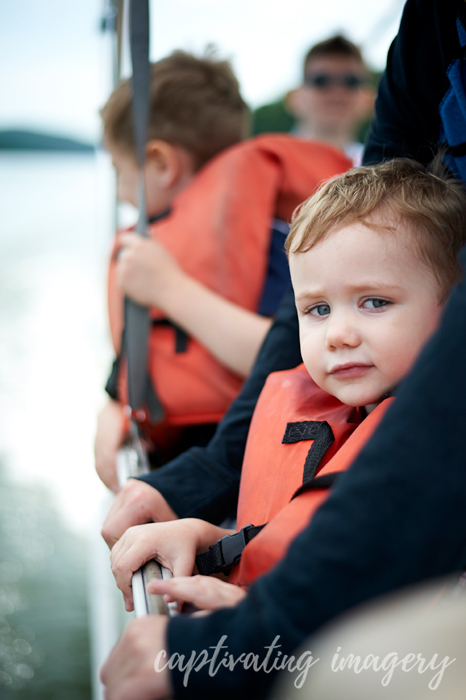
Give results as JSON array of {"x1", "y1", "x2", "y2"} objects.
[
  {"x1": 110, "y1": 519, "x2": 229, "y2": 611},
  {"x1": 94, "y1": 399, "x2": 126, "y2": 493},
  {"x1": 101, "y1": 479, "x2": 178, "y2": 550},
  {"x1": 147, "y1": 575, "x2": 247, "y2": 612},
  {"x1": 117, "y1": 233, "x2": 182, "y2": 309}
]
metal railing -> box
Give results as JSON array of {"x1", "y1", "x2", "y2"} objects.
[{"x1": 117, "y1": 431, "x2": 178, "y2": 618}]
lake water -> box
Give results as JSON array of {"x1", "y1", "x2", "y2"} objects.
[{"x1": 0, "y1": 151, "x2": 124, "y2": 698}]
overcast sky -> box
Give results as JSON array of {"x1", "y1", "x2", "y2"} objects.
[{"x1": 0, "y1": 0, "x2": 405, "y2": 142}]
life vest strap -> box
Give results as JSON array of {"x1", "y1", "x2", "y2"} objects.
[
  {"x1": 196, "y1": 524, "x2": 265, "y2": 576},
  {"x1": 195, "y1": 471, "x2": 342, "y2": 576},
  {"x1": 152, "y1": 319, "x2": 189, "y2": 353},
  {"x1": 292, "y1": 471, "x2": 341, "y2": 499}
]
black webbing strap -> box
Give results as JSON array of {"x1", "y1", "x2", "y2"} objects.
[
  {"x1": 291, "y1": 471, "x2": 341, "y2": 499},
  {"x1": 152, "y1": 319, "x2": 190, "y2": 353},
  {"x1": 123, "y1": 0, "x2": 164, "y2": 421},
  {"x1": 195, "y1": 472, "x2": 341, "y2": 576},
  {"x1": 196, "y1": 524, "x2": 266, "y2": 576},
  {"x1": 148, "y1": 211, "x2": 189, "y2": 353}
]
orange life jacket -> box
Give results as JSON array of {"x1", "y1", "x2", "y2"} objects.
[
  {"x1": 107, "y1": 135, "x2": 351, "y2": 431},
  {"x1": 228, "y1": 364, "x2": 394, "y2": 587}
]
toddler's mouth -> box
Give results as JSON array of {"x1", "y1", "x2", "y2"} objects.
[{"x1": 329, "y1": 363, "x2": 373, "y2": 379}]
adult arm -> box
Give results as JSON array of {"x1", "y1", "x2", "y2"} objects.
[
  {"x1": 363, "y1": 0, "x2": 457, "y2": 166},
  {"x1": 167, "y1": 245, "x2": 466, "y2": 699}
]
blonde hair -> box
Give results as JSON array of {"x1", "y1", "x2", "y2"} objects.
[
  {"x1": 286, "y1": 158, "x2": 466, "y2": 301},
  {"x1": 101, "y1": 49, "x2": 250, "y2": 171}
]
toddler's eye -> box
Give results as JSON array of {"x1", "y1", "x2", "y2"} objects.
[
  {"x1": 362, "y1": 298, "x2": 388, "y2": 309},
  {"x1": 309, "y1": 303, "x2": 331, "y2": 316}
]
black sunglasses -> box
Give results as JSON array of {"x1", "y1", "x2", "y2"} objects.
[{"x1": 304, "y1": 73, "x2": 367, "y2": 90}]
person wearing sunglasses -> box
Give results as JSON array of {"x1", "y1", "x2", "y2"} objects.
[{"x1": 287, "y1": 35, "x2": 374, "y2": 165}]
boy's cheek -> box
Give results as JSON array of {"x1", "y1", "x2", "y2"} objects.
[
  {"x1": 299, "y1": 331, "x2": 324, "y2": 372},
  {"x1": 301, "y1": 354, "x2": 325, "y2": 389}
]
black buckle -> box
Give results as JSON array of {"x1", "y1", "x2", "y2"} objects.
[
  {"x1": 195, "y1": 524, "x2": 257, "y2": 575},
  {"x1": 220, "y1": 525, "x2": 250, "y2": 568}
]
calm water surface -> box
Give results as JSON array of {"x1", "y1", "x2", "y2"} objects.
[{"x1": 0, "y1": 151, "x2": 117, "y2": 698}]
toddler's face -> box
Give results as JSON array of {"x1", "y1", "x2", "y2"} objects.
[{"x1": 290, "y1": 222, "x2": 442, "y2": 412}]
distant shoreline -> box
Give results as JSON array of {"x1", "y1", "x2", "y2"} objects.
[{"x1": 0, "y1": 129, "x2": 95, "y2": 152}]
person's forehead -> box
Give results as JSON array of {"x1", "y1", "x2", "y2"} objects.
[
  {"x1": 291, "y1": 219, "x2": 419, "y2": 274},
  {"x1": 305, "y1": 54, "x2": 366, "y2": 74}
]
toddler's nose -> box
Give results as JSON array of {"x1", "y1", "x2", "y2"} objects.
[{"x1": 325, "y1": 312, "x2": 361, "y2": 350}]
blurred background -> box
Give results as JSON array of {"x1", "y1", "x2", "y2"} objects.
[{"x1": 0, "y1": 1, "x2": 405, "y2": 697}]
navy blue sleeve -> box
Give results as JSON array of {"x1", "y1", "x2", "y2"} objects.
[
  {"x1": 167, "y1": 245, "x2": 466, "y2": 699},
  {"x1": 256, "y1": 220, "x2": 291, "y2": 317},
  {"x1": 136, "y1": 286, "x2": 302, "y2": 523}
]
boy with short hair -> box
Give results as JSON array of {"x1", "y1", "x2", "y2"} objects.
[
  {"x1": 108, "y1": 157, "x2": 466, "y2": 611},
  {"x1": 95, "y1": 50, "x2": 248, "y2": 492},
  {"x1": 101, "y1": 49, "x2": 250, "y2": 176},
  {"x1": 288, "y1": 34, "x2": 374, "y2": 165},
  {"x1": 95, "y1": 49, "x2": 350, "y2": 492}
]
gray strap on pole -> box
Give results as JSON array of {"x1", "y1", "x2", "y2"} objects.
[
  {"x1": 130, "y1": 0, "x2": 150, "y2": 221},
  {"x1": 115, "y1": 0, "x2": 124, "y2": 84},
  {"x1": 124, "y1": 0, "x2": 164, "y2": 420},
  {"x1": 117, "y1": 0, "x2": 175, "y2": 620}
]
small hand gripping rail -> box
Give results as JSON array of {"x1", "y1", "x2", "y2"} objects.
[{"x1": 117, "y1": 429, "x2": 178, "y2": 618}]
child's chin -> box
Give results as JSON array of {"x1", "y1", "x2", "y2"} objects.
[{"x1": 335, "y1": 390, "x2": 379, "y2": 409}]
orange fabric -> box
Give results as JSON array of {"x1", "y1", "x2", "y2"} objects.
[
  {"x1": 235, "y1": 365, "x2": 362, "y2": 528},
  {"x1": 229, "y1": 365, "x2": 394, "y2": 586},
  {"x1": 107, "y1": 134, "x2": 352, "y2": 428}
]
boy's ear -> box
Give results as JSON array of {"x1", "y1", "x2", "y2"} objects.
[
  {"x1": 286, "y1": 87, "x2": 309, "y2": 120},
  {"x1": 145, "y1": 139, "x2": 193, "y2": 188},
  {"x1": 356, "y1": 87, "x2": 376, "y2": 121}
]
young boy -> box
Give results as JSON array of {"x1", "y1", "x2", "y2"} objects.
[
  {"x1": 95, "y1": 50, "x2": 350, "y2": 491},
  {"x1": 108, "y1": 157, "x2": 466, "y2": 611},
  {"x1": 287, "y1": 34, "x2": 374, "y2": 165}
]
